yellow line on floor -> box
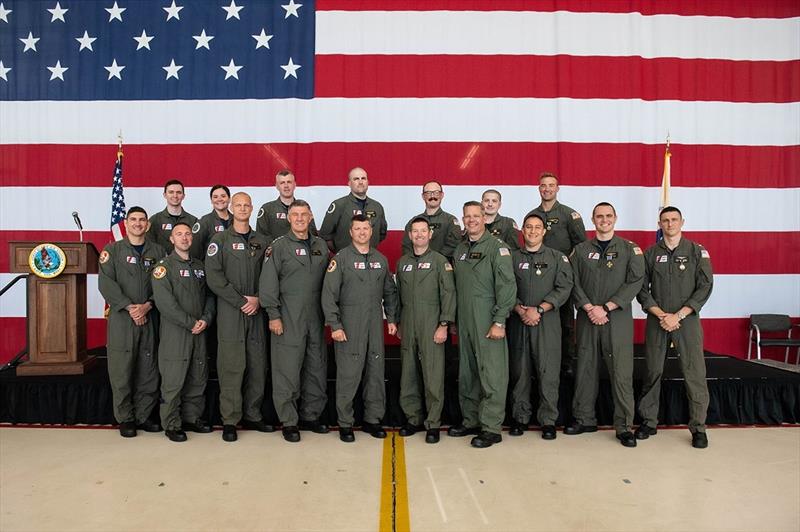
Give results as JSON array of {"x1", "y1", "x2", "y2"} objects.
[
  {"x1": 379, "y1": 432, "x2": 410, "y2": 532},
  {"x1": 394, "y1": 434, "x2": 410, "y2": 531}
]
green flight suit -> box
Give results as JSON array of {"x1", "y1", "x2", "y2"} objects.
[
  {"x1": 527, "y1": 201, "x2": 587, "y2": 372},
  {"x1": 453, "y1": 232, "x2": 517, "y2": 434},
  {"x1": 570, "y1": 236, "x2": 645, "y2": 434},
  {"x1": 319, "y1": 193, "x2": 388, "y2": 252},
  {"x1": 151, "y1": 252, "x2": 215, "y2": 431},
  {"x1": 205, "y1": 226, "x2": 270, "y2": 426},
  {"x1": 146, "y1": 208, "x2": 198, "y2": 251},
  {"x1": 321, "y1": 245, "x2": 399, "y2": 427},
  {"x1": 98, "y1": 239, "x2": 167, "y2": 425},
  {"x1": 259, "y1": 232, "x2": 330, "y2": 427},
  {"x1": 400, "y1": 209, "x2": 463, "y2": 259},
  {"x1": 485, "y1": 214, "x2": 520, "y2": 250},
  {"x1": 396, "y1": 248, "x2": 456, "y2": 429},
  {"x1": 255, "y1": 197, "x2": 319, "y2": 244},
  {"x1": 508, "y1": 245, "x2": 573, "y2": 426},
  {"x1": 527, "y1": 201, "x2": 587, "y2": 257},
  {"x1": 190, "y1": 210, "x2": 231, "y2": 260},
  {"x1": 637, "y1": 238, "x2": 713, "y2": 434}
]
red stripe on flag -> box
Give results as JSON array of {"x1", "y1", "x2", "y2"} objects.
[
  {"x1": 2, "y1": 316, "x2": 797, "y2": 365},
  {"x1": 316, "y1": 55, "x2": 800, "y2": 103},
  {"x1": 316, "y1": 0, "x2": 800, "y2": 18},
  {"x1": 3, "y1": 143, "x2": 797, "y2": 188},
  {"x1": 605, "y1": 231, "x2": 800, "y2": 275}
]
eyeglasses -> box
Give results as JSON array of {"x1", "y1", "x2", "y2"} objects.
[{"x1": 423, "y1": 191, "x2": 443, "y2": 197}]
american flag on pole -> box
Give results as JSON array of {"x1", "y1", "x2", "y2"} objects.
[
  {"x1": 656, "y1": 139, "x2": 672, "y2": 242},
  {"x1": 110, "y1": 140, "x2": 126, "y2": 241},
  {"x1": 1, "y1": 0, "x2": 798, "y2": 362}
]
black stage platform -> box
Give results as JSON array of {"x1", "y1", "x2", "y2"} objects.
[{"x1": 1, "y1": 347, "x2": 799, "y2": 427}]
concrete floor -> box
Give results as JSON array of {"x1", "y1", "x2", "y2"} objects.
[{"x1": 1, "y1": 426, "x2": 798, "y2": 532}]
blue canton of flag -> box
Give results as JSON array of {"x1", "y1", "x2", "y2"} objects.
[
  {"x1": 0, "y1": 0, "x2": 315, "y2": 100},
  {"x1": 110, "y1": 145, "x2": 126, "y2": 241}
]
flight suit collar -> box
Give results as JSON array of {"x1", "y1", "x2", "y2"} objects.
[
  {"x1": 273, "y1": 197, "x2": 294, "y2": 211},
  {"x1": 412, "y1": 247, "x2": 434, "y2": 260},
  {"x1": 159, "y1": 206, "x2": 187, "y2": 219},
  {"x1": 225, "y1": 224, "x2": 254, "y2": 241},
  {"x1": 285, "y1": 230, "x2": 312, "y2": 244},
  {"x1": 348, "y1": 192, "x2": 371, "y2": 205},
  {"x1": 471, "y1": 229, "x2": 493, "y2": 246},
  {"x1": 347, "y1": 243, "x2": 374, "y2": 258},
  {"x1": 537, "y1": 200, "x2": 561, "y2": 214},
  {"x1": 212, "y1": 210, "x2": 232, "y2": 224},
  {"x1": 521, "y1": 245, "x2": 546, "y2": 256},
  {"x1": 656, "y1": 236, "x2": 685, "y2": 253},
  {"x1": 168, "y1": 250, "x2": 193, "y2": 265},
  {"x1": 590, "y1": 234, "x2": 621, "y2": 250},
  {"x1": 121, "y1": 238, "x2": 159, "y2": 258}
]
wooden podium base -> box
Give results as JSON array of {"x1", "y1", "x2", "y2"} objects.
[{"x1": 16, "y1": 355, "x2": 97, "y2": 376}]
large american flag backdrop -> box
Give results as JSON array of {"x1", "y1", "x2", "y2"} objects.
[{"x1": 1, "y1": 0, "x2": 798, "y2": 363}]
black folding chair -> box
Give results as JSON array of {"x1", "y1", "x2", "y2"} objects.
[{"x1": 747, "y1": 314, "x2": 800, "y2": 364}]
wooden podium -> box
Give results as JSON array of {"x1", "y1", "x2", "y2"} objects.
[{"x1": 9, "y1": 242, "x2": 99, "y2": 376}]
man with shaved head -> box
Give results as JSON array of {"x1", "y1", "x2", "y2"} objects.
[
  {"x1": 319, "y1": 167, "x2": 388, "y2": 253},
  {"x1": 206, "y1": 192, "x2": 273, "y2": 442},
  {"x1": 152, "y1": 222, "x2": 216, "y2": 442}
]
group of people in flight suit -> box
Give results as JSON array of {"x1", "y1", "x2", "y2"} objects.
[{"x1": 98, "y1": 167, "x2": 713, "y2": 450}]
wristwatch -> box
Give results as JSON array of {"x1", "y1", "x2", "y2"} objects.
[
  {"x1": 439, "y1": 321, "x2": 449, "y2": 327},
  {"x1": 602, "y1": 304, "x2": 612, "y2": 313},
  {"x1": 536, "y1": 305, "x2": 545, "y2": 314},
  {"x1": 493, "y1": 322, "x2": 505, "y2": 328},
  {"x1": 677, "y1": 311, "x2": 686, "y2": 321}
]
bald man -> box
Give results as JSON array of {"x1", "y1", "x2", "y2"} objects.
[
  {"x1": 319, "y1": 167, "x2": 388, "y2": 253},
  {"x1": 205, "y1": 192, "x2": 273, "y2": 442}
]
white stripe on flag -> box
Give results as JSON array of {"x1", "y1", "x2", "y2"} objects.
[
  {"x1": 2, "y1": 186, "x2": 798, "y2": 233},
  {"x1": 1, "y1": 99, "x2": 798, "y2": 146},
  {"x1": 316, "y1": 11, "x2": 800, "y2": 61}
]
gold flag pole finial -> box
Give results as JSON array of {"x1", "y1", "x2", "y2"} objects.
[
  {"x1": 666, "y1": 131, "x2": 671, "y2": 151},
  {"x1": 117, "y1": 130, "x2": 124, "y2": 160}
]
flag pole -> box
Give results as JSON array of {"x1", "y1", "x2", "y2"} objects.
[{"x1": 656, "y1": 133, "x2": 671, "y2": 242}]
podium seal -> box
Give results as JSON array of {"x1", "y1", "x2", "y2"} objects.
[{"x1": 29, "y1": 243, "x2": 67, "y2": 279}]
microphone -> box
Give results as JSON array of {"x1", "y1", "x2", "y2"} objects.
[
  {"x1": 72, "y1": 211, "x2": 84, "y2": 242},
  {"x1": 72, "y1": 211, "x2": 83, "y2": 230}
]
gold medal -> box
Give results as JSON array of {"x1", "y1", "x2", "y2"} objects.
[
  {"x1": 607, "y1": 261, "x2": 613, "y2": 268},
  {"x1": 679, "y1": 264, "x2": 686, "y2": 270},
  {"x1": 535, "y1": 268, "x2": 542, "y2": 276}
]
